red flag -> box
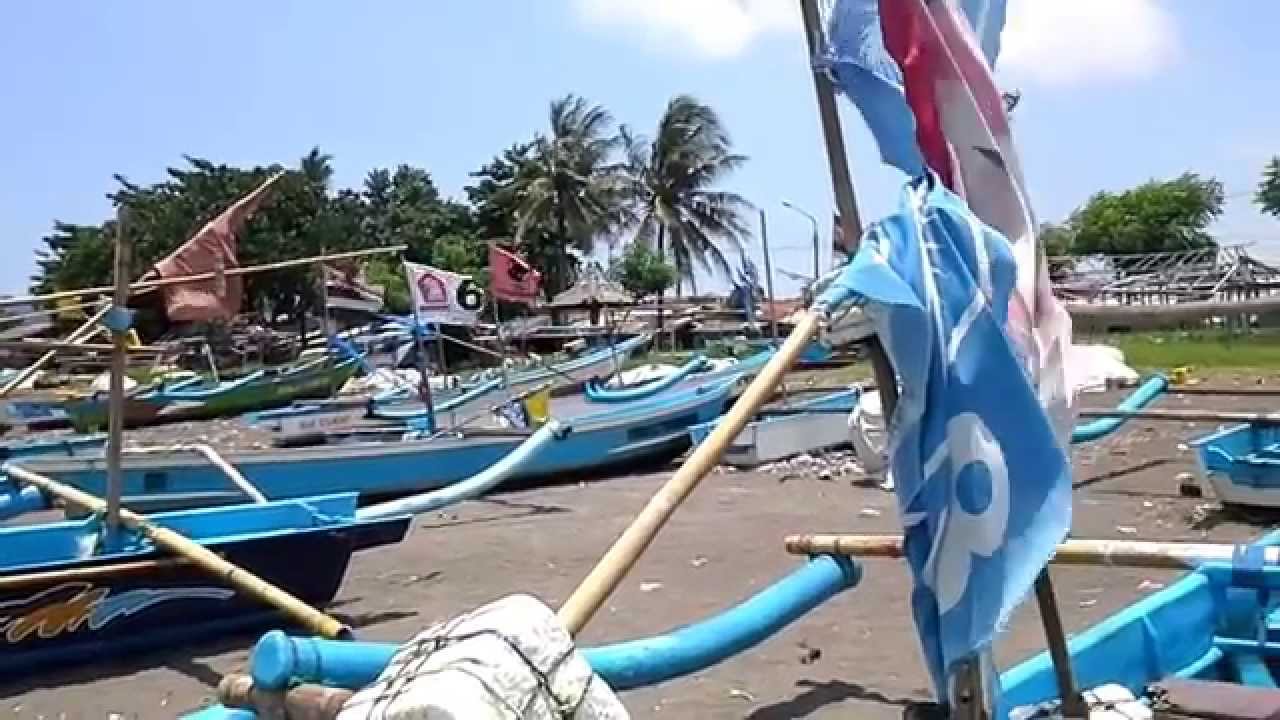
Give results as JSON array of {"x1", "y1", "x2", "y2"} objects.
[
  {"x1": 878, "y1": 0, "x2": 1075, "y2": 444},
  {"x1": 488, "y1": 243, "x2": 542, "y2": 304},
  {"x1": 152, "y1": 172, "x2": 282, "y2": 322}
]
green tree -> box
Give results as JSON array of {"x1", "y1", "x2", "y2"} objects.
[
  {"x1": 466, "y1": 142, "x2": 535, "y2": 241},
  {"x1": 509, "y1": 94, "x2": 628, "y2": 301},
  {"x1": 620, "y1": 94, "x2": 753, "y2": 291},
  {"x1": 609, "y1": 241, "x2": 676, "y2": 300},
  {"x1": 1068, "y1": 172, "x2": 1224, "y2": 256},
  {"x1": 1258, "y1": 157, "x2": 1280, "y2": 218}
]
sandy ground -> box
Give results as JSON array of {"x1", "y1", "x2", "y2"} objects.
[{"x1": 2, "y1": 382, "x2": 1277, "y2": 719}]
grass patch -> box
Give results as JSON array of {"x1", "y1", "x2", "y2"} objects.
[{"x1": 1090, "y1": 330, "x2": 1280, "y2": 372}]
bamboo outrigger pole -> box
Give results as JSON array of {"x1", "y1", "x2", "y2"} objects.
[
  {"x1": 0, "y1": 303, "x2": 112, "y2": 397},
  {"x1": 0, "y1": 245, "x2": 408, "y2": 309},
  {"x1": 786, "y1": 533, "x2": 1280, "y2": 570}
]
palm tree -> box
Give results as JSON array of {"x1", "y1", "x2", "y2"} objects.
[
  {"x1": 511, "y1": 94, "x2": 628, "y2": 300},
  {"x1": 621, "y1": 95, "x2": 753, "y2": 292}
]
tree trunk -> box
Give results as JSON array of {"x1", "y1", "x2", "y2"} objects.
[{"x1": 655, "y1": 225, "x2": 666, "y2": 335}]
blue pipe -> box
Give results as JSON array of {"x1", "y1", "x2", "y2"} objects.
[
  {"x1": 584, "y1": 355, "x2": 708, "y2": 404},
  {"x1": 0, "y1": 484, "x2": 48, "y2": 521},
  {"x1": 585, "y1": 554, "x2": 860, "y2": 690},
  {"x1": 1071, "y1": 374, "x2": 1169, "y2": 444},
  {"x1": 247, "y1": 555, "x2": 860, "y2": 693},
  {"x1": 355, "y1": 419, "x2": 569, "y2": 522}
]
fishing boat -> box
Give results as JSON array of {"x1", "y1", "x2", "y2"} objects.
[
  {"x1": 64, "y1": 355, "x2": 363, "y2": 432},
  {"x1": 998, "y1": 527, "x2": 1280, "y2": 718},
  {"x1": 372, "y1": 332, "x2": 652, "y2": 424},
  {"x1": 1190, "y1": 422, "x2": 1280, "y2": 509},
  {"x1": 688, "y1": 385, "x2": 862, "y2": 467},
  {"x1": 0, "y1": 492, "x2": 409, "y2": 677},
  {"x1": 2, "y1": 376, "x2": 737, "y2": 517}
]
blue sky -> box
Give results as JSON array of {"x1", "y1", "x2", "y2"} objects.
[{"x1": 1, "y1": 0, "x2": 1277, "y2": 298}]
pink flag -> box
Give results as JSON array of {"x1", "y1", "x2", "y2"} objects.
[
  {"x1": 879, "y1": 0, "x2": 1075, "y2": 443},
  {"x1": 488, "y1": 243, "x2": 542, "y2": 304},
  {"x1": 152, "y1": 173, "x2": 282, "y2": 322}
]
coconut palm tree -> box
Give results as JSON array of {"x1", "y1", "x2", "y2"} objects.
[
  {"x1": 511, "y1": 94, "x2": 628, "y2": 300},
  {"x1": 621, "y1": 94, "x2": 753, "y2": 292}
]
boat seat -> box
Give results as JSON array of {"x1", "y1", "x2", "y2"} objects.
[{"x1": 1150, "y1": 678, "x2": 1280, "y2": 719}]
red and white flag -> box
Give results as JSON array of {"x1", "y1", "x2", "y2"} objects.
[
  {"x1": 488, "y1": 243, "x2": 541, "y2": 304},
  {"x1": 151, "y1": 172, "x2": 282, "y2": 322},
  {"x1": 403, "y1": 261, "x2": 484, "y2": 326},
  {"x1": 879, "y1": 0, "x2": 1075, "y2": 445}
]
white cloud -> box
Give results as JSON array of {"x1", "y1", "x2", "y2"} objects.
[
  {"x1": 998, "y1": 0, "x2": 1180, "y2": 87},
  {"x1": 571, "y1": 0, "x2": 799, "y2": 60}
]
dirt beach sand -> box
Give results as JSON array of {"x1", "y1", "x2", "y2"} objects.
[{"x1": 2, "y1": 383, "x2": 1275, "y2": 719}]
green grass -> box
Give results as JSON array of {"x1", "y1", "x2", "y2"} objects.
[{"x1": 1094, "y1": 330, "x2": 1280, "y2": 372}]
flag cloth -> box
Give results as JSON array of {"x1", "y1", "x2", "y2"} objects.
[
  {"x1": 819, "y1": 0, "x2": 1007, "y2": 179},
  {"x1": 877, "y1": 0, "x2": 1075, "y2": 448},
  {"x1": 152, "y1": 172, "x2": 281, "y2": 322},
  {"x1": 488, "y1": 243, "x2": 542, "y2": 303},
  {"x1": 404, "y1": 261, "x2": 484, "y2": 326},
  {"x1": 817, "y1": 173, "x2": 1071, "y2": 706},
  {"x1": 494, "y1": 385, "x2": 551, "y2": 429}
]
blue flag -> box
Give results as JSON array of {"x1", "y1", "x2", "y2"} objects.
[
  {"x1": 816, "y1": 173, "x2": 1071, "y2": 704},
  {"x1": 819, "y1": 0, "x2": 1008, "y2": 178}
]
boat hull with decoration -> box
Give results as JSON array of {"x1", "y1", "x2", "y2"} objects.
[{"x1": 0, "y1": 492, "x2": 408, "y2": 676}]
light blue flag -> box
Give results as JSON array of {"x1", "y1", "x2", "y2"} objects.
[
  {"x1": 820, "y1": 0, "x2": 1008, "y2": 177},
  {"x1": 815, "y1": 173, "x2": 1071, "y2": 703}
]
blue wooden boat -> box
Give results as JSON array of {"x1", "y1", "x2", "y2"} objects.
[
  {"x1": 181, "y1": 553, "x2": 862, "y2": 719},
  {"x1": 1191, "y1": 422, "x2": 1280, "y2": 509},
  {"x1": 583, "y1": 353, "x2": 710, "y2": 403},
  {"x1": 999, "y1": 527, "x2": 1280, "y2": 718},
  {"x1": 0, "y1": 492, "x2": 409, "y2": 677},
  {"x1": 2, "y1": 376, "x2": 737, "y2": 517}
]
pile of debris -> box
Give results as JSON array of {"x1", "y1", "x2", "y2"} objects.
[{"x1": 748, "y1": 449, "x2": 892, "y2": 490}]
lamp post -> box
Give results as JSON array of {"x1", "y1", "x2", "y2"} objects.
[{"x1": 781, "y1": 200, "x2": 821, "y2": 282}]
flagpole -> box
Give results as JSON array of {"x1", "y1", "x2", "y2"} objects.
[
  {"x1": 758, "y1": 210, "x2": 781, "y2": 345},
  {"x1": 433, "y1": 323, "x2": 453, "y2": 426},
  {"x1": 104, "y1": 207, "x2": 132, "y2": 540},
  {"x1": 490, "y1": 298, "x2": 514, "y2": 405},
  {"x1": 317, "y1": 252, "x2": 335, "y2": 397},
  {"x1": 401, "y1": 259, "x2": 438, "y2": 433}
]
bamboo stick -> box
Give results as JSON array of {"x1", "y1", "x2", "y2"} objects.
[
  {"x1": 105, "y1": 213, "x2": 131, "y2": 535},
  {"x1": 0, "y1": 339, "x2": 168, "y2": 353},
  {"x1": 3, "y1": 463, "x2": 347, "y2": 639},
  {"x1": 0, "y1": 304, "x2": 111, "y2": 397},
  {"x1": 0, "y1": 246, "x2": 408, "y2": 309},
  {"x1": 784, "y1": 533, "x2": 1280, "y2": 570},
  {"x1": 1077, "y1": 408, "x2": 1280, "y2": 425}
]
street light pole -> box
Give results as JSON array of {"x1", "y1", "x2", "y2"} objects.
[{"x1": 781, "y1": 200, "x2": 821, "y2": 282}]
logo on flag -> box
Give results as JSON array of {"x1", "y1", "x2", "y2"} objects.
[{"x1": 403, "y1": 261, "x2": 484, "y2": 326}]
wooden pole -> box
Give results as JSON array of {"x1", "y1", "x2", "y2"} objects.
[
  {"x1": 105, "y1": 210, "x2": 131, "y2": 536},
  {"x1": 0, "y1": 339, "x2": 167, "y2": 353},
  {"x1": 1077, "y1": 407, "x2": 1280, "y2": 425},
  {"x1": 759, "y1": 210, "x2": 781, "y2": 345},
  {"x1": 0, "y1": 245, "x2": 408, "y2": 309},
  {"x1": 401, "y1": 261, "x2": 438, "y2": 430},
  {"x1": 3, "y1": 463, "x2": 348, "y2": 639},
  {"x1": 798, "y1": 0, "x2": 861, "y2": 250},
  {"x1": 784, "y1": 533, "x2": 1280, "y2": 570},
  {"x1": 0, "y1": 303, "x2": 112, "y2": 397}
]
